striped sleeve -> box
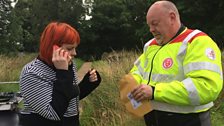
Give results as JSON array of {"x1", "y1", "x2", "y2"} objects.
[{"x1": 20, "y1": 71, "x2": 61, "y2": 120}]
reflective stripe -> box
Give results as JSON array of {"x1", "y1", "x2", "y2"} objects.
[
  {"x1": 183, "y1": 30, "x2": 201, "y2": 45},
  {"x1": 151, "y1": 101, "x2": 213, "y2": 113},
  {"x1": 134, "y1": 58, "x2": 142, "y2": 75},
  {"x1": 184, "y1": 62, "x2": 223, "y2": 78},
  {"x1": 152, "y1": 73, "x2": 208, "y2": 105},
  {"x1": 133, "y1": 58, "x2": 142, "y2": 77},
  {"x1": 175, "y1": 30, "x2": 203, "y2": 106},
  {"x1": 144, "y1": 39, "x2": 154, "y2": 52},
  {"x1": 182, "y1": 78, "x2": 200, "y2": 105},
  {"x1": 151, "y1": 74, "x2": 175, "y2": 82},
  {"x1": 134, "y1": 59, "x2": 148, "y2": 80},
  {"x1": 132, "y1": 71, "x2": 141, "y2": 76},
  {"x1": 133, "y1": 71, "x2": 150, "y2": 82},
  {"x1": 177, "y1": 30, "x2": 201, "y2": 57},
  {"x1": 176, "y1": 30, "x2": 202, "y2": 81},
  {"x1": 144, "y1": 58, "x2": 149, "y2": 68},
  {"x1": 136, "y1": 63, "x2": 144, "y2": 76},
  {"x1": 134, "y1": 58, "x2": 140, "y2": 66},
  {"x1": 142, "y1": 72, "x2": 150, "y2": 81}
]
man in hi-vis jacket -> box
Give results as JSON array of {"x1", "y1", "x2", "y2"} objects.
[{"x1": 129, "y1": 1, "x2": 223, "y2": 126}]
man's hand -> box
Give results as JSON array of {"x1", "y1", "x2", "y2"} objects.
[{"x1": 131, "y1": 84, "x2": 153, "y2": 102}]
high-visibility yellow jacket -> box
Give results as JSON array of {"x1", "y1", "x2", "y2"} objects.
[{"x1": 130, "y1": 28, "x2": 223, "y2": 113}]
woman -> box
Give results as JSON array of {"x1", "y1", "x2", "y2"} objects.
[{"x1": 19, "y1": 22, "x2": 101, "y2": 126}]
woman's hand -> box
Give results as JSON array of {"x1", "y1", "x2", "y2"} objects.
[
  {"x1": 88, "y1": 69, "x2": 99, "y2": 82},
  {"x1": 52, "y1": 45, "x2": 71, "y2": 70}
]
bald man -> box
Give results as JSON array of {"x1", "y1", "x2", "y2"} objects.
[{"x1": 129, "y1": 1, "x2": 223, "y2": 126}]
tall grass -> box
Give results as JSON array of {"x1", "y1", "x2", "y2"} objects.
[
  {"x1": 80, "y1": 50, "x2": 145, "y2": 126},
  {"x1": 0, "y1": 53, "x2": 37, "y2": 92},
  {"x1": 0, "y1": 53, "x2": 36, "y2": 82}
]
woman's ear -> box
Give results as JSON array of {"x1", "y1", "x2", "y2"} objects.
[{"x1": 53, "y1": 45, "x2": 59, "y2": 50}]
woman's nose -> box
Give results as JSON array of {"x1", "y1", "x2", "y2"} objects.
[{"x1": 70, "y1": 49, "x2": 77, "y2": 56}]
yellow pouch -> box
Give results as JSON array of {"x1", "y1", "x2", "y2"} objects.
[{"x1": 119, "y1": 74, "x2": 153, "y2": 117}]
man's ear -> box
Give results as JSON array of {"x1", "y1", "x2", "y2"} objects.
[{"x1": 169, "y1": 11, "x2": 176, "y2": 23}]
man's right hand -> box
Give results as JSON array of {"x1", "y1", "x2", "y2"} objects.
[{"x1": 131, "y1": 84, "x2": 153, "y2": 102}]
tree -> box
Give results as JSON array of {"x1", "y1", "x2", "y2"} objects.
[
  {"x1": 7, "y1": 7, "x2": 24, "y2": 52},
  {"x1": 78, "y1": 0, "x2": 151, "y2": 59},
  {"x1": 174, "y1": 0, "x2": 224, "y2": 49},
  {"x1": 13, "y1": 0, "x2": 85, "y2": 52},
  {"x1": 0, "y1": 0, "x2": 14, "y2": 53},
  {"x1": 3, "y1": 0, "x2": 224, "y2": 55}
]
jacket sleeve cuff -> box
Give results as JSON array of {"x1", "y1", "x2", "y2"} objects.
[
  {"x1": 151, "y1": 86, "x2": 155, "y2": 100},
  {"x1": 78, "y1": 71, "x2": 101, "y2": 99}
]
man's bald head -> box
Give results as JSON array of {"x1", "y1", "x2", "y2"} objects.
[
  {"x1": 147, "y1": 1, "x2": 180, "y2": 24},
  {"x1": 146, "y1": 1, "x2": 181, "y2": 45}
]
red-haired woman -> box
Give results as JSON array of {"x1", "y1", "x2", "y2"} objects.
[{"x1": 19, "y1": 22, "x2": 101, "y2": 126}]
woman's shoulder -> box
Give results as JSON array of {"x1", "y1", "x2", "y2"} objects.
[{"x1": 22, "y1": 58, "x2": 54, "y2": 74}]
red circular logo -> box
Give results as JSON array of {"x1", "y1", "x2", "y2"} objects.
[{"x1": 163, "y1": 58, "x2": 173, "y2": 69}]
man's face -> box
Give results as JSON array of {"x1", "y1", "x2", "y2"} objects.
[{"x1": 146, "y1": 7, "x2": 172, "y2": 45}]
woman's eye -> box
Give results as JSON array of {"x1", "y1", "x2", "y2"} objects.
[{"x1": 67, "y1": 48, "x2": 74, "y2": 51}]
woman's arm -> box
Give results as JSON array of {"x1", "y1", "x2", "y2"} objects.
[{"x1": 78, "y1": 70, "x2": 101, "y2": 100}]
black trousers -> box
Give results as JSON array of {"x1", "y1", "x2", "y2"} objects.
[
  {"x1": 19, "y1": 113, "x2": 80, "y2": 126},
  {"x1": 144, "y1": 110, "x2": 211, "y2": 126},
  {"x1": 0, "y1": 111, "x2": 19, "y2": 126}
]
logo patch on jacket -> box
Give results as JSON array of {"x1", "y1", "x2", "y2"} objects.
[
  {"x1": 206, "y1": 48, "x2": 215, "y2": 60},
  {"x1": 163, "y1": 58, "x2": 173, "y2": 69}
]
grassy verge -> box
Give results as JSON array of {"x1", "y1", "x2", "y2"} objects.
[
  {"x1": 80, "y1": 50, "x2": 146, "y2": 126},
  {"x1": 75, "y1": 58, "x2": 85, "y2": 70},
  {"x1": 0, "y1": 53, "x2": 36, "y2": 92},
  {"x1": 0, "y1": 51, "x2": 224, "y2": 126}
]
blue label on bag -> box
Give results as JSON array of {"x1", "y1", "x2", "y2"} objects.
[{"x1": 127, "y1": 92, "x2": 142, "y2": 109}]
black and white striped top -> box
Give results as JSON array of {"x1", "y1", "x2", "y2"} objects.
[{"x1": 19, "y1": 58, "x2": 80, "y2": 121}]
